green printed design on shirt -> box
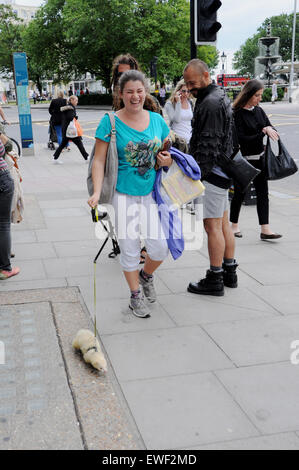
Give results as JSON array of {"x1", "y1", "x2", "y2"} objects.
[{"x1": 124, "y1": 137, "x2": 161, "y2": 176}]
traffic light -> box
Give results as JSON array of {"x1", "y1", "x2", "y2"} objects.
[{"x1": 194, "y1": 0, "x2": 222, "y2": 45}]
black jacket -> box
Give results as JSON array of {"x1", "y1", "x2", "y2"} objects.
[
  {"x1": 189, "y1": 83, "x2": 235, "y2": 182},
  {"x1": 234, "y1": 106, "x2": 271, "y2": 157},
  {"x1": 60, "y1": 104, "x2": 77, "y2": 138},
  {"x1": 49, "y1": 98, "x2": 67, "y2": 125}
]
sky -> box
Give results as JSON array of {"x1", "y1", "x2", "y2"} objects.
[{"x1": 14, "y1": 0, "x2": 298, "y2": 74}]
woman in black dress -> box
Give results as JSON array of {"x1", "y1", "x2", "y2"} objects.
[{"x1": 230, "y1": 79, "x2": 282, "y2": 240}]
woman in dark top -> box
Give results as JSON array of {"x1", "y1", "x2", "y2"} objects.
[
  {"x1": 53, "y1": 95, "x2": 89, "y2": 164},
  {"x1": 230, "y1": 79, "x2": 281, "y2": 240},
  {"x1": 48, "y1": 90, "x2": 69, "y2": 149}
]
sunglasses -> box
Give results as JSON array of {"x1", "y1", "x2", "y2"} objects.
[{"x1": 180, "y1": 90, "x2": 189, "y2": 94}]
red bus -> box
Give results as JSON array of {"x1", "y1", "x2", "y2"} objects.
[{"x1": 217, "y1": 74, "x2": 251, "y2": 87}]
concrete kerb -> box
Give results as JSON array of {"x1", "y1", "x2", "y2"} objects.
[{"x1": 0, "y1": 286, "x2": 143, "y2": 450}]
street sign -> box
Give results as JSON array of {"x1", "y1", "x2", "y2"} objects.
[{"x1": 12, "y1": 52, "x2": 34, "y2": 155}]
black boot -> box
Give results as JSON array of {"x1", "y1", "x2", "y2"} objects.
[
  {"x1": 222, "y1": 260, "x2": 238, "y2": 288},
  {"x1": 187, "y1": 270, "x2": 224, "y2": 296}
]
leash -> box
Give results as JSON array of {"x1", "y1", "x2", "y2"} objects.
[{"x1": 91, "y1": 206, "x2": 118, "y2": 340}]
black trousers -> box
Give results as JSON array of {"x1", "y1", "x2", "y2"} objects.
[
  {"x1": 0, "y1": 171, "x2": 14, "y2": 271},
  {"x1": 53, "y1": 136, "x2": 88, "y2": 160},
  {"x1": 230, "y1": 158, "x2": 269, "y2": 226}
]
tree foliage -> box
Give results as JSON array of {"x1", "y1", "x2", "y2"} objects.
[
  {"x1": 233, "y1": 13, "x2": 299, "y2": 76},
  {"x1": 1, "y1": 0, "x2": 220, "y2": 89},
  {"x1": 22, "y1": 0, "x2": 73, "y2": 92},
  {"x1": 0, "y1": 4, "x2": 25, "y2": 76}
]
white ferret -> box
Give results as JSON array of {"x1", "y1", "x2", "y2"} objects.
[{"x1": 72, "y1": 329, "x2": 107, "y2": 373}]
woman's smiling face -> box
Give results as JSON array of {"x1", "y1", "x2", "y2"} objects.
[{"x1": 120, "y1": 80, "x2": 146, "y2": 112}]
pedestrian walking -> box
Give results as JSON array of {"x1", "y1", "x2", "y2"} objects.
[
  {"x1": 271, "y1": 80, "x2": 278, "y2": 104},
  {"x1": 48, "y1": 91, "x2": 70, "y2": 150},
  {"x1": 53, "y1": 95, "x2": 89, "y2": 163},
  {"x1": 165, "y1": 79, "x2": 194, "y2": 151},
  {"x1": 229, "y1": 79, "x2": 281, "y2": 240},
  {"x1": 0, "y1": 137, "x2": 20, "y2": 280},
  {"x1": 0, "y1": 105, "x2": 9, "y2": 124},
  {"x1": 183, "y1": 59, "x2": 238, "y2": 296},
  {"x1": 88, "y1": 70, "x2": 171, "y2": 318},
  {"x1": 158, "y1": 83, "x2": 166, "y2": 107}
]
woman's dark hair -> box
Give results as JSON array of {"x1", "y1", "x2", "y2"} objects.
[
  {"x1": 115, "y1": 69, "x2": 161, "y2": 113},
  {"x1": 233, "y1": 79, "x2": 264, "y2": 111},
  {"x1": 111, "y1": 53, "x2": 140, "y2": 90},
  {"x1": 118, "y1": 70, "x2": 147, "y2": 93},
  {"x1": 111, "y1": 53, "x2": 162, "y2": 113}
]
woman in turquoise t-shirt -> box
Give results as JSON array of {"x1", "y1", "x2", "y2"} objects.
[{"x1": 88, "y1": 70, "x2": 172, "y2": 319}]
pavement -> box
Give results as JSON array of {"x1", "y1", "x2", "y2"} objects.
[{"x1": 1, "y1": 129, "x2": 299, "y2": 450}]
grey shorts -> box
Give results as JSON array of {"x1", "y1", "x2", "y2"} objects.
[{"x1": 202, "y1": 181, "x2": 229, "y2": 219}]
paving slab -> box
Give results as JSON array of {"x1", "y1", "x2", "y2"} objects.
[
  {"x1": 0, "y1": 260, "x2": 46, "y2": 283},
  {"x1": 158, "y1": 293, "x2": 277, "y2": 326},
  {"x1": 0, "y1": 278, "x2": 67, "y2": 293},
  {"x1": 248, "y1": 284, "x2": 299, "y2": 315},
  {"x1": 121, "y1": 372, "x2": 259, "y2": 449},
  {"x1": 93, "y1": 298, "x2": 176, "y2": 335},
  {"x1": 11, "y1": 242, "x2": 57, "y2": 261},
  {"x1": 102, "y1": 325, "x2": 233, "y2": 382},
  {"x1": 0, "y1": 288, "x2": 142, "y2": 450},
  {"x1": 216, "y1": 363, "x2": 299, "y2": 434},
  {"x1": 0, "y1": 302, "x2": 82, "y2": 450},
  {"x1": 53, "y1": 239, "x2": 107, "y2": 258},
  {"x1": 39, "y1": 198, "x2": 88, "y2": 209},
  {"x1": 239, "y1": 260, "x2": 299, "y2": 286},
  {"x1": 42, "y1": 207, "x2": 89, "y2": 218},
  {"x1": 188, "y1": 432, "x2": 299, "y2": 450},
  {"x1": 203, "y1": 315, "x2": 299, "y2": 366}
]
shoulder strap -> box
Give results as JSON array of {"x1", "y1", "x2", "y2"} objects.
[{"x1": 106, "y1": 112, "x2": 116, "y2": 134}]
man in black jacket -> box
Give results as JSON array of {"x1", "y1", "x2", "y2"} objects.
[{"x1": 183, "y1": 59, "x2": 238, "y2": 296}]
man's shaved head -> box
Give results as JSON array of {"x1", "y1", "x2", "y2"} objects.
[
  {"x1": 184, "y1": 59, "x2": 210, "y2": 76},
  {"x1": 183, "y1": 59, "x2": 211, "y2": 98}
]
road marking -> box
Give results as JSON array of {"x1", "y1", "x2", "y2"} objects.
[
  {"x1": 82, "y1": 135, "x2": 95, "y2": 140},
  {"x1": 272, "y1": 122, "x2": 299, "y2": 126},
  {"x1": 268, "y1": 113, "x2": 299, "y2": 118}
]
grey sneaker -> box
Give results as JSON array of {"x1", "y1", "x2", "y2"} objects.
[
  {"x1": 139, "y1": 270, "x2": 157, "y2": 303},
  {"x1": 129, "y1": 294, "x2": 151, "y2": 318}
]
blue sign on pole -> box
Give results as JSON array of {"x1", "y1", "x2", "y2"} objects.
[{"x1": 13, "y1": 52, "x2": 34, "y2": 154}]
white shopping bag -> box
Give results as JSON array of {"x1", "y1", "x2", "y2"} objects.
[{"x1": 66, "y1": 119, "x2": 78, "y2": 138}]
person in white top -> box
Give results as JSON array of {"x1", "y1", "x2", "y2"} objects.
[{"x1": 165, "y1": 80, "x2": 194, "y2": 145}]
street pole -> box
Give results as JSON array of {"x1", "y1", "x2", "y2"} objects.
[
  {"x1": 289, "y1": 0, "x2": 297, "y2": 102},
  {"x1": 190, "y1": 0, "x2": 197, "y2": 59}
]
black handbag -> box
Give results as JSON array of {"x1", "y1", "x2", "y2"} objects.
[
  {"x1": 222, "y1": 150, "x2": 261, "y2": 193},
  {"x1": 264, "y1": 137, "x2": 298, "y2": 180}
]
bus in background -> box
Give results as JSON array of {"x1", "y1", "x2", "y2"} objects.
[{"x1": 217, "y1": 74, "x2": 251, "y2": 87}]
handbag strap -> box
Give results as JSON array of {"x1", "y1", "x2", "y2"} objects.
[
  {"x1": 106, "y1": 112, "x2": 116, "y2": 137},
  {"x1": 266, "y1": 136, "x2": 282, "y2": 156}
]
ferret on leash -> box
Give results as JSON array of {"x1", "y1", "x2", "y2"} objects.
[{"x1": 72, "y1": 329, "x2": 107, "y2": 373}]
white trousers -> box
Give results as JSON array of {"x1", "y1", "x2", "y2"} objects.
[{"x1": 112, "y1": 191, "x2": 169, "y2": 272}]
